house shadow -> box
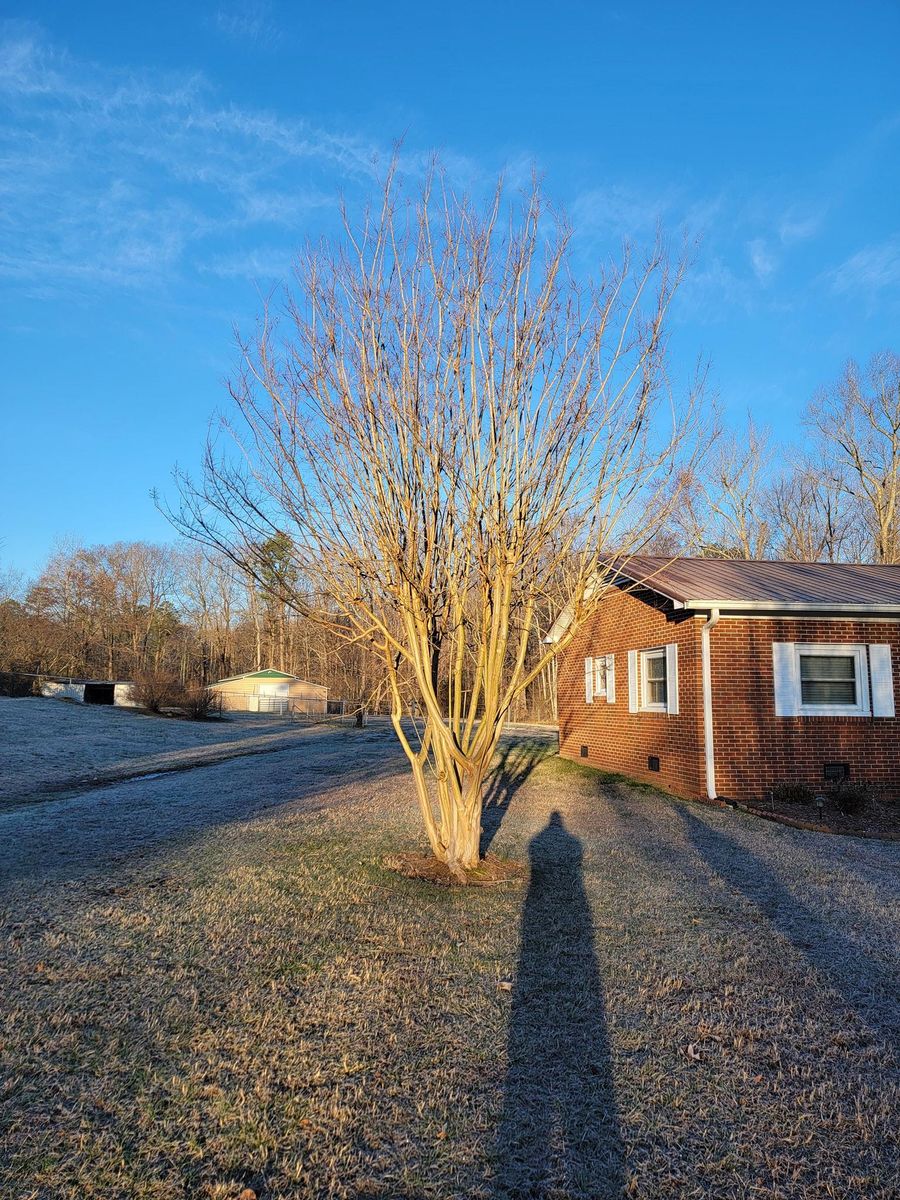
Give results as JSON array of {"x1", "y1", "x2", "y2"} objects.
[
  {"x1": 480, "y1": 740, "x2": 556, "y2": 856},
  {"x1": 677, "y1": 807, "x2": 899, "y2": 1047},
  {"x1": 493, "y1": 811, "x2": 623, "y2": 1198}
]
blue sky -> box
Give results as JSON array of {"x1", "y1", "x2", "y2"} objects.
[{"x1": 2, "y1": 1, "x2": 899, "y2": 578}]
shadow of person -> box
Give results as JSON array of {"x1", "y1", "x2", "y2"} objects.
[{"x1": 493, "y1": 811, "x2": 623, "y2": 1198}]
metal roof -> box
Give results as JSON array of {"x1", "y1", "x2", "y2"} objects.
[
  {"x1": 609, "y1": 556, "x2": 900, "y2": 612},
  {"x1": 214, "y1": 669, "x2": 305, "y2": 684}
]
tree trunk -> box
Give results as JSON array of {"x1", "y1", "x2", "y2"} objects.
[{"x1": 407, "y1": 732, "x2": 494, "y2": 875}]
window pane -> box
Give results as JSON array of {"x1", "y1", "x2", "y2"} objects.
[
  {"x1": 646, "y1": 654, "x2": 666, "y2": 681},
  {"x1": 800, "y1": 655, "x2": 856, "y2": 705},
  {"x1": 594, "y1": 658, "x2": 607, "y2": 694},
  {"x1": 800, "y1": 655, "x2": 854, "y2": 681},
  {"x1": 644, "y1": 652, "x2": 667, "y2": 705}
]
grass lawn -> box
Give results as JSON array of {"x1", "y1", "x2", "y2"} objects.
[{"x1": 1, "y1": 728, "x2": 898, "y2": 1198}]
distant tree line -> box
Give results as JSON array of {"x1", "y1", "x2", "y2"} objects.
[
  {"x1": 0, "y1": 537, "x2": 384, "y2": 705},
  {"x1": 0, "y1": 532, "x2": 561, "y2": 719}
]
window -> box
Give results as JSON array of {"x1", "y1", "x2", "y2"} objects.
[
  {"x1": 584, "y1": 654, "x2": 616, "y2": 704},
  {"x1": 772, "y1": 643, "x2": 880, "y2": 718},
  {"x1": 628, "y1": 644, "x2": 679, "y2": 715},
  {"x1": 795, "y1": 646, "x2": 867, "y2": 715},
  {"x1": 641, "y1": 648, "x2": 667, "y2": 711}
]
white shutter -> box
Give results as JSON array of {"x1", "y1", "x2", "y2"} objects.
[
  {"x1": 772, "y1": 642, "x2": 800, "y2": 716},
  {"x1": 584, "y1": 657, "x2": 594, "y2": 704},
  {"x1": 627, "y1": 650, "x2": 638, "y2": 712},
  {"x1": 869, "y1": 644, "x2": 895, "y2": 717},
  {"x1": 665, "y1": 642, "x2": 679, "y2": 715},
  {"x1": 606, "y1": 653, "x2": 616, "y2": 704}
]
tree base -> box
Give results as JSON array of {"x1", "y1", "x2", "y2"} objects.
[{"x1": 383, "y1": 851, "x2": 525, "y2": 887}]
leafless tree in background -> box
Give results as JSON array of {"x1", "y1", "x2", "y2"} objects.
[
  {"x1": 172, "y1": 168, "x2": 702, "y2": 875},
  {"x1": 806, "y1": 352, "x2": 900, "y2": 563},
  {"x1": 766, "y1": 458, "x2": 862, "y2": 563},
  {"x1": 670, "y1": 417, "x2": 772, "y2": 559}
]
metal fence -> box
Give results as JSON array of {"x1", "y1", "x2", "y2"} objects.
[{"x1": 220, "y1": 694, "x2": 344, "y2": 721}]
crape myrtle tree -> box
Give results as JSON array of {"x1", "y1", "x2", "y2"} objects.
[{"x1": 172, "y1": 167, "x2": 703, "y2": 877}]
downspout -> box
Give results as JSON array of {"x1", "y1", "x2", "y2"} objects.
[{"x1": 701, "y1": 607, "x2": 720, "y2": 800}]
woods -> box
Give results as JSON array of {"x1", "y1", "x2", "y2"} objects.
[
  {"x1": 662, "y1": 352, "x2": 900, "y2": 562},
  {"x1": 0, "y1": 541, "x2": 379, "y2": 704}
]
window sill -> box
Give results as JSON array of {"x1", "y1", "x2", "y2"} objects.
[{"x1": 796, "y1": 705, "x2": 870, "y2": 718}]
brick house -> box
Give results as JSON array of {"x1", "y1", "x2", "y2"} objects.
[{"x1": 553, "y1": 557, "x2": 900, "y2": 804}]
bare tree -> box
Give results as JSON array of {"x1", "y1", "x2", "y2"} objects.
[
  {"x1": 806, "y1": 352, "x2": 900, "y2": 563},
  {"x1": 766, "y1": 458, "x2": 862, "y2": 562},
  {"x1": 677, "y1": 417, "x2": 772, "y2": 559},
  {"x1": 171, "y1": 169, "x2": 702, "y2": 876}
]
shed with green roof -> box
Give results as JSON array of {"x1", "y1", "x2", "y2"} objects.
[{"x1": 212, "y1": 669, "x2": 328, "y2": 715}]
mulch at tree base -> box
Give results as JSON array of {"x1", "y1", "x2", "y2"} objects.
[{"x1": 383, "y1": 851, "x2": 527, "y2": 886}]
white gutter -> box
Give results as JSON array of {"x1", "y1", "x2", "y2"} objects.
[{"x1": 701, "y1": 607, "x2": 720, "y2": 800}]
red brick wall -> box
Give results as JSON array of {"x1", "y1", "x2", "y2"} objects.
[
  {"x1": 710, "y1": 617, "x2": 900, "y2": 801},
  {"x1": 558, "y1": 599, "x2": 900, "y2": 803},
  {"x1": 557, "y1": 588, "x2": 706, "y2": 798}
]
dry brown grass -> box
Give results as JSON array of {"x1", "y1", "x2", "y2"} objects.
[{"x1": 1, "y1": 730, "x2": 897, "y2": 1198}]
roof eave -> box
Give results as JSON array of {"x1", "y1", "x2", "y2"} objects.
[{"x1": 681, "y1": 599, "x2": 900, "y2": 615}]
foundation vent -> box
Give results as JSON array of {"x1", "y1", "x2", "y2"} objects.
[{"x1": 823, "y1": 762, "x2": 850, "y2": 782}]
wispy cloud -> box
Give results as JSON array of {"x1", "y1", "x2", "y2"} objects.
[
  {"x1": 0, "y1": 23, "x2": 383, "y2": 295},
  {"x1": 828, "y1": 237, "x2": 900, "y2": 296},
  {"x1": 214, "y1": 2, "x2": 282, "y2": 49},
  {"x1": 777, "y1": 208, "x2": 823, "y2": 246},
  {"x1": 570, "y1": 183, "x2": 674, "y2": 242},
  {"x1": 0, "y1": 24, "x2": 524, "y2": 298},
  {"x1": 202, "y1": 247, "x2": 294, "y2": 279},
  {"x1": 747, "y1": 237, "x2": 778, "y2": 283}
]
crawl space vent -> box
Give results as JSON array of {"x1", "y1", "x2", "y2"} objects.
[{"x1": 823, "y1": 762, "x2": 850, "y2": 783}]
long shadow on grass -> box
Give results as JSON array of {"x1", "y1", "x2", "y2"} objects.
[
  {"x1": 481, "y1": 740, "x2": 556, "y2": 856},
  {"x1": 493, "y1": 810, "x2": 623, "y2": 1198},
  {"x1": 678, "y1": 807, "x2": 899, "y2": 1047}
]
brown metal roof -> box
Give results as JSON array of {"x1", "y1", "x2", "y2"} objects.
[{"x1": 608, "y1": 556, "x2": 900, "y2": 611}]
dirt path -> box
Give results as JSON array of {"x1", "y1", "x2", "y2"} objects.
[{"x1": 4, "y1": 721, "x2": 340, "y2": 810}]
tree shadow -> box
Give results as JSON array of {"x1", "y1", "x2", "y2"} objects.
[
  {"x1": 481, "y1": 739, "x2": 556, "y2": 856},
  {"x1": 677, "y1": 807, "x2": 900, "y2": 1047},
  {"x1": 493, "y1": 811, "x2": 623, "y2": 1198}
]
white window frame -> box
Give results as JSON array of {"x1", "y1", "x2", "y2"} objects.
[
  {"x1": 585, "y1": 654, "x2": 615, "y2": 704},
  {"x1": 640, "y1": 647, "x2": 668, "y2": 712},
  {"x1": 794, "y1": 643, "x2": 869, "y2": 717}
]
